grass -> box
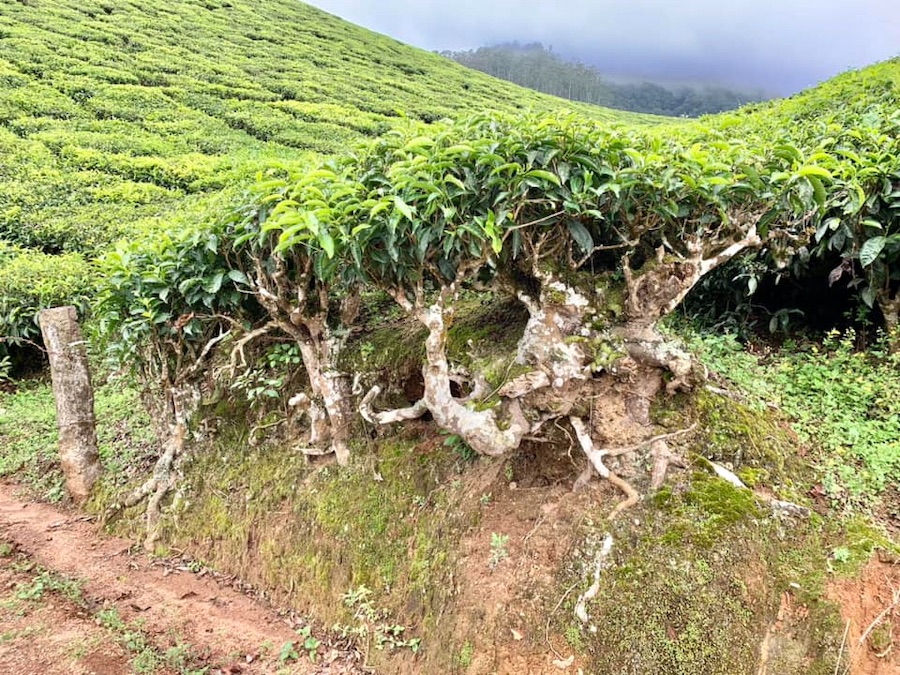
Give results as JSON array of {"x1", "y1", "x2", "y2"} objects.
[
  {"x1": 0, "y1": 373, "x2": 157, "y2": 502},
  {"x1": 95, "y1": 607, "x2": 208, "y2": 675},
  {"x1": 0, "y1": 378, "x2": 62, "y2": 500}
]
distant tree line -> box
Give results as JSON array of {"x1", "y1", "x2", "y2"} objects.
[{"x1": 442, "y1": 42, "x2": 767, "y2": 117}]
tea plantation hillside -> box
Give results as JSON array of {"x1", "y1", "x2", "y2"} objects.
[
  {"x1": 2, "y1": 3, "x2": 900, "y2": 671},
  {"x1": 0, "y1": 0, "x2": 648, "y2": 355}
]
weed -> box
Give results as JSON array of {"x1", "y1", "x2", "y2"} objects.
[
  {"x1": 488, "y1": 532, "x2": 509, "y2": 569},
  {"x1": 278, "y1": 640, "x2": 299, "y2": 663},
  {"x1": 280, "y1": 625, "x2": 321, "y2": 664},
  {"x1": 358, "y1": 341, "x2": 375, "y2": 363},
  {"x1": 15, "y1": 570, "x2": 84, "y2": 605},
  {"x1": 564, "y1": 623, "x2": 585, "y2": 651},
  {"x1": 296, "y1": 625, "x2": 322, "y2": 662},
  {"x1": 457, "y1": 640, "x2": 474, "y2": 668},
  {"x1": 336, "y1": 585, "x2": 421, "y2": 653},
  {"x1": 97, "y1": 606, "x2": 206, "y2": 674},
  {"x1": 185, "y1": 559, "x2": 205, "y2": 574},
  {"x1": 831, "y1": 546, "x2": 851, "y2": 564},
  {"x1": 687, "y1": 329, "x2": 900, "y2": 510},
  {"x1": 442, "y1": 431, "x2": 477, "y2": 464}
]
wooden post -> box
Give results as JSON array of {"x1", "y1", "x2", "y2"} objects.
[{"x1": 38, "y1": 306, "x2": 102, "y2": 504}]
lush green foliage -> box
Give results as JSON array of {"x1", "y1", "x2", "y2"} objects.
[
  {"x1": 0, "y1": 242, "x2": 94, "y2": 345},
  {"x1": 95, "y1": 222, "x2": 255, "y2": 386},
  {"x1": 346, "y1": 115, "x2": 748, "y2": 299},
  {"x1": 445, "y1": 42, "x2": 766, "y2": 117},
  {"x1": 232, "y1": 102, "x2": 853, "y2": 318},
  {"x1": 1, "y1": 0, "x2": 638, "y2": 347},
  {"x1": 682, "y1": 62, "x2": 900, "y2": 331},
  {"x1": 95, "y1": 58, "x2": 900, "y2": 445}
]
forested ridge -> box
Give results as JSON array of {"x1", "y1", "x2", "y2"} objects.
[
  {"x1": 444, "y1": 42, "x2": 767, "y2": 117},
  {"x1": 1, "y1": 1, "x2": 899, "y2": 673}
]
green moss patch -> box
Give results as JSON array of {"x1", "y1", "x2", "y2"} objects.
[
  {"x1": 693, "y1": 389, "x2": 795, "y2": 480},
  {"x1": 97, "y1": 416, "x2": 481, "y2": 669},
  {"x1": 562, "y1": 474, "x2": 846, "y2": 674}
]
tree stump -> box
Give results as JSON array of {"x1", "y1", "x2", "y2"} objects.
[{"x1": 38, "y1": 307, "x2": 102, "y2": 504}]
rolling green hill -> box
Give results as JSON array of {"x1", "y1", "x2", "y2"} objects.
[
  {"x1": 0, "y1": 0, "x2": 645, "y2": 251},
  {"x1": 0, "y1": 0, "x2": 652, "y2": 351}
]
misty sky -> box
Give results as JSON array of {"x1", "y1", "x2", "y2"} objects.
[{"x1": 304, "y1": 0, "x2": 900, "y2": 96}]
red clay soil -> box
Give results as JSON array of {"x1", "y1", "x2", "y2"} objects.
[
  {"x1": 0, "y1": 482, "x2": 362, "y2": 675},
  {"x1": 827, "y1": 555, "x2": 900, "y2": 675},
  {"x1": 0, "y1": 550, "x2": 134, "y2": 675}
]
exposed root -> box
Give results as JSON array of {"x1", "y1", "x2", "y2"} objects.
[
  {"x1": 295, "y1": 445, "x2": 334, "y2": 457},
  {"x1": 569, "y1": 416, "x2": 639, "y2": 520},
  {"x1": 105, "y1": 385, "x2": 200, "y2": 550},
  {"x1": 619, "y1": 329, "x2": 702, "y2": 394},
  {"x1": 650, "y1": 439, "x2": 687, "y2": 490},
  {"x1": 110, "y1": 424, "x2": 185, "y2": 550},
  {"x1": 709, "y1": 460, "x2": 747, "y2": 488},
  {"x1": 702, "y1": 459, "x2": 811, "y2": 519},
  {"x1": 248, "y1": 416, "x2": 286, "y2": 447},
  {"x1": 574, "y1": 533, "x2": 614, "y2": 624},
  {"x1": 839, "y1": 585, "x2": 900, "y2": 675},
  {"x1": 595, "y1": 424, "x2": 698, "y2": 457},
  {"x1": 419, "y1": 298, "x2": 530, "y2": 456},
  {"x1": 359, "y1": 385, "x2": 429, "y2": 424},
  {"x1": 572, "y1": 463, "x2": 594, "y2": 492},
  {"x1": 497, "y1": 370, "x2": 551, "y2": 398},
  {"x1": 546, "y1": 580, "x2": 580, "y2": 659},
  {"x1": 289, "y1": 392, "x2": 331, "y2": 448},
  {"x1": 768, "y1": 499, "x2": 812, "y2": 519},
  {"x1": 604, "y1": 473, "x2": 640, "y2": 520},
  {"x1": 447, "y1": 365, "x2": 491, "y2": 403}
]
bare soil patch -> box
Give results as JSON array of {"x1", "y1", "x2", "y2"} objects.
[
  {"x1": 448, "y1": 445, "x2": 608, "y2": 675},
  {"x1": 827, "y1": 556, "x2": 900, "y2": 675},
  {"x1": 0, "y1": 551, "x2": 132, "y2": 675}
]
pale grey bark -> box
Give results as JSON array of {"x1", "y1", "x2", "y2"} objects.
[
  {"x1": 363, "y1": 287, "x2": 530, "y2": 457},
  {"x1": 252, "y1": 258, "x2": 357, "y2": 465},
  {"x1": 38, "y1": 306, "x2": 102, "y2": 505},
  {"x1": 418, "y1": 300, "x2": 530, "y2": 456},
  {"x1": 515, "y1": 277, "x2": 593, "y2": 388},
  {"x1": 117, "y1": 382, "x2": 199, "y2": 550}
]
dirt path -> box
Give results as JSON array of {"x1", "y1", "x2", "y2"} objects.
[
  {"x1": 0, "y1": 482, "x2": 365, "y2": 675},
  {"x1": 1, "y1": 546, "x2": 136, "y2": 675}
]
